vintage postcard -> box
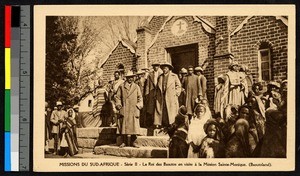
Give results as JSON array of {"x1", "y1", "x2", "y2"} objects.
[{"x1": 33, "y1": 5, "x2": 296, "y2": 172}]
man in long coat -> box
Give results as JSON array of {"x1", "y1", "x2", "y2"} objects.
[
  {"x1": 154, "y1": 62, "x2": 181, "y2": 128},
  {"x1": 145, "y1": 63, "x2": 163, "y2": 127},
  {"x1": 195, "y1": 66, "x2": 207, "y2": 99},
  {"x1": 135, "y1": 69, "x2": 147, "y2": 127},
  {"x1": 182, "y1": 66, "x2": 201, "y2": 117},
  {"x1": 115, "y1": 71, "x2": 143, "y2": 147},
  {"x1": 50, "y1": 101, "x2": 67, "y2": 155}
]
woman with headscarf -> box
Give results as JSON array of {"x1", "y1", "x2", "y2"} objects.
[
  {"x1": 187, "y1": 104, "x2": 211, "y2": 158},
  {"x1": 247, "y1": 95, "x2": 266, "y2": 140},
  {"x1": 238, "y1": 105, "x2": 259, "y2": 152},
  {"x1": 60, "y1": 109, "x2": 79, "y2": 157},
  {"x1": 222, "y1": 104, "x2": 239, "y2": 143},
  {"x1": 225, "y1": 119, "x2": 256, "y2": 158}
]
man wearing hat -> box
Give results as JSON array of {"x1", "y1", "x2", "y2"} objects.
[
  {"x1": 115, "y1": 70, "x2": 143, "y2": 147},
  {"x1": 135, "y1": 69, "x2": 146, "y2": 94},
  {"x1": 195, "y1": 66, "x2": 207, "y2": 100},
  {"x1": 222, "y1": 61, "x2": 244, "y2": 107},
  {"x1": 182, "y1": 66, "x2": 201, "y2": 117},
  {"x1": 50, "y1": 101, "x2": 67, "y2": 155},
  {"x1": 144, "y1": 62, "x2": 163, "y2": 127},
  {"x1": 135, "y1": 69, "x2": 147, "y2": 127},
  {"x1": 141, "y1": 67, "x2": 150, "y2": 79},
  {"x1": 263, "y1": 81, "x2": 281, "y2": 110},
  {"x1": 154, "y1": 62, "x2": 181, "y2": 128},
  {"x1": 178, "y1": 68, "x2": 188, "y2": 82}
]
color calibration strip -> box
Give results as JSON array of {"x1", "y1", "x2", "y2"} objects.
[
  {"x1": 5, "y1": 5, "x2": 30, "y2": 171},
  {"x1": 11, "y1": 6, "x2": 21, "y2": 171},
  {"x1": 5, "y1": 5, "x2": 12, "y2": 172}
]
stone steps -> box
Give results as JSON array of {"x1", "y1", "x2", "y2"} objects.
[
  {"x1": 133, "y1": 136, "x2": 169, "y2": 148},
  {"x1": 76, "y1": 127, "x2": 170, "y2": 158},
  {"x1": 77, "y1": 127, "x2": 117, "y2": 150},
  {"x1": 94, "y1": 145, "x2": 168, "y2": 158}
]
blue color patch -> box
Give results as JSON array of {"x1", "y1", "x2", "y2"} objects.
[{"x1": 5, "y1": 132, "x2": 11, "y2": 171}]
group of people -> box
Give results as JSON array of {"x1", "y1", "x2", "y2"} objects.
[
  {"x1": 103, "y1": 60, "x2": 287, "y2": 158},
  {"x1": 45, "y1": 59, "x2": 287, "y2": 158},
  {"x1": 45, "y1": 101, "x2": 80, "y2": 157},
  {"x1": 103, "y1": 61, "x2": 208, "y2": 147},
  {"x1": 163, "y1": 62, "x2": 287, "y2": 158}
]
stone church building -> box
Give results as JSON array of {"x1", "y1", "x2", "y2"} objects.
[{"x1": 100, "y1": 16, "x2": 288, "y2": 105}]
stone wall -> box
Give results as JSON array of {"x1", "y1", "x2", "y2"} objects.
[
  {"x1": 230, "y1": 16, "x2": 288, "y2": 83},
  {"x1": 147, "y1": 16, "x2": 216, "y2": 105},
  {"x1": 101, "y1": 42, "x2": 136, "y2": 84}
]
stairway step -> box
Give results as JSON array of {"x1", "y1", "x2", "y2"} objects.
[
  {"x1": 134, "y1": 136, "x2": 169, "y2": 148},
  {"x1": 94, "y1": 145, "x2": 168, "y2": 158},
  {"x1": 77, "y1": 138, "x2": 97, "y2": 149},
  {"x1": 77, "y1": 127, "x2": 117, "y2": 138}
]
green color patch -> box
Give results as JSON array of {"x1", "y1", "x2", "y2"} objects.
[{"x1": 5, "y1": 89, "x2": 10, "y2": 131}]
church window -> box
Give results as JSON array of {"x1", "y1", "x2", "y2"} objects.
[{"x1": 258, "y1": 43, "x2": 272, "y2": 81}]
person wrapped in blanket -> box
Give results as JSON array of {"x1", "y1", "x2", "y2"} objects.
[
  {"x1": 160, "y1": 106, "x2": 189, "y2": 158},
  {"x1": 59, "y1": 108, "x2": 79, "y2": 157}
]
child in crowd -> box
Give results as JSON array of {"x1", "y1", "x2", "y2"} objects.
[
  {"x1": 162, "y1": 106, "x2": 189, "y2": 158},
  {"x1": 187, "y1": 104, "x2": 210, "y2": 158},
  {"x1": 199, "y1": 119, "x2": 225, "y2": 158}
]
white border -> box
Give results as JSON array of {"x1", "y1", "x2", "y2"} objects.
[{"x1": 34, "y1": 5, "x2": 296, "y2": 172}]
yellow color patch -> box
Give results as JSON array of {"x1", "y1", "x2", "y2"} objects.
[{"x1": 5, "y1": 48, "x2": 11, "y2": 89}]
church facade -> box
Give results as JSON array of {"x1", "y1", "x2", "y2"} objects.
[{"x1": 100, "y1": 16, "x2": 288, "y2": 106}]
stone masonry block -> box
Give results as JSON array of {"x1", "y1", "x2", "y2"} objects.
[
  {"x1": 77, "y1": 138, "x2": 97, "y2": 149},
  {"x1": 94, "y1": 145, "x2": 168, "y2": 158},
  {"x1": 76, "y1": 127, "x2": 100, "y2": 138}
]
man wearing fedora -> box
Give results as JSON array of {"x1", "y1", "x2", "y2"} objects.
[
  {"x1": 154, "y1": 62, "x2": 181, "y2": 128},
  {"x1": 135, "y1": 69, "x2": 147, "y2": 127},
  {"x1": 115, "y1": 70, "x2": 143, "y2": 147},
  {"x1": 144, "y1": 62, "x2": 163, "y2": 128},
  {"x1": 182, "y1": 66, "x2": 201, "y2": 118},
  {"x1": 50, "y1": 101, "x2": 67, "y2": 155}
]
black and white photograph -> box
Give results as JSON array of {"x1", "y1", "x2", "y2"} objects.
[{"x1": 33, "y1": 5, "x2": 295, "y2": 172}]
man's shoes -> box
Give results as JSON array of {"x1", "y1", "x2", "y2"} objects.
[
  {"x1": 119, "y1": 143, "x2": 126, "y2": 148},
  {"x1": 63, "y1": 153, "x2": 69, "y2": 158},
  {"x1": 110, "y1": 123, "x2": 117, "y2": 127},
  {"x1": 132, "y1": 143, "x2": 140, "y2": 148}
]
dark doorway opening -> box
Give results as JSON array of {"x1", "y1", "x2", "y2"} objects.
[{"x1": 166, "y1": 43, "x2": 198, "y2": 74}]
